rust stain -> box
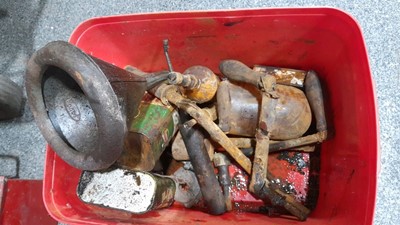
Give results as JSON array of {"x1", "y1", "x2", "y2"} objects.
[
  {"x1": 298, "y1": 52, "x2": 309, "y2": 61},
  {"x1": 135, "y1": 175, "x2": 141, "y2": 186},
  {"x1": 297, "y1": 38, "x2": 316, "y2": 45},
  {"x1": 74, "y1": 71, "x2": 84, "y2": 84},
  {"x1": 196, "y1": 18, "x2": 217, "y2": 26},
  {"x1": 346, "y1": 169, "x2": 355, "y2": 184},
  {"x1": 269, "y1": 40, "x2": 280, "y2": 45},
  {"x1": 187, "y1": 35, "x2": 216, "y2": 39},
  {"x1": 224, "y1": 20, "x2": 244, "y2": 27}
]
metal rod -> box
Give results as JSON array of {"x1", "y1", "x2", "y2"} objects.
[
  {"x1": 257, "y1": 178, "x2": 311, "y2": 221},
  {"x1": 228, "y1": 136, "x2": 320, "y2": 153},
  {"x1": 163, "y1": 39, "x2": 174, "y2": 72},
  {"x1": 179, "y1": 111, "x2": 226, "y2": 215},
  {"x1": 249, "y1": 92, "x2": 273, "y2": 194},
  {"x1": 269, "y1": 132, "x2": 326, "y2": 151},
  {"x1": 214, "y1": 153, "x2": 233, "y2": 211}
]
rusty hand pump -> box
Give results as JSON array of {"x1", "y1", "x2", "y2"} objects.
[{"x1": 25, "y1": 41, "x2": 171, "y2": 171}]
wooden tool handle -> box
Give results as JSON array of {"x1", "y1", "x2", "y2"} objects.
[
  {"x1": 219, "y1": 60, "x2": 262, "y2": 87},
  {"x1": 304, "y1": 71, "x2": 327, "y2": 132}
]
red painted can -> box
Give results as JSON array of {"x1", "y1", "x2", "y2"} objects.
[{"x1": 42, "y1": 8, "x2": 378, "y2": 225}]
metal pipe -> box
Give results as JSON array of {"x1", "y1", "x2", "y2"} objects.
[
  {"x1": 179, "y1": 111, "x2": 226, "y2": 215},
  {"x1": 269, "y1": 132, "x2": 326, "y2": 151},
  {"x1": 229, "y1": 137, "x2": 320, "y2": 153}
]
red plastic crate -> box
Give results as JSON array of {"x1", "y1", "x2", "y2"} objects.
[
  {"x1": 43, "y1": 8, "x2": 378, "y2": 225},
  {"x1": 0, "y1": 177, "x2": 57, "y2": 225}
]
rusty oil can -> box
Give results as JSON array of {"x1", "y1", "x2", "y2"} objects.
[{"x1": 117, "y1": 93, "x2": 179, "y2": 171}]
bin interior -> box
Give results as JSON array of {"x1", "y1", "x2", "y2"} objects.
[{"x1": 43, "y1": 8, "x2": 378, "y2": 225}]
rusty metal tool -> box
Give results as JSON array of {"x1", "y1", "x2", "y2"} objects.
[
  {"x1": 268, "y1": 132, "x2": 326, "y2": 151},
  {"x1": 150, "y1": 83, "x2": 253, "y2": 174},
  {"x1": 151, "y1": 82, "x2": 309, "y2": 219},
  {"x1": 253, "y1": 65, "x2": 307, "y2": 88},
  {"x1": 219, "y1": 59, "x2": 327, "y2": 144},
  {"x1": 229, "y1": 137, "x2": 316, "y2": 153},
  {"x1": 163, "y1": 39, "x2": 198, "y2": 90},
  {"x1": 260, "y1": 70, "x2": 328, "y2": 152},
  {"x1": 163, "y1": 39, "x2": 219, "y2": 104},
  {"x1": 216, "y1": 79, "x2": 311, "y2": 139},
  {"x1": 178, "y1": 111, "x2": 226, "y2": 215},
  {"x1": 253, "y1": 178, "x2": 310, "y2": 221},
  {"x1": 220, "y1": 59, "x2": 311, "y2": 221},
  {"x1": 247, "y1": 72, "x2": 276, "y2": 196},
  {"x1": 213, "y1": 153, "x2": 233, "y2": 211}
]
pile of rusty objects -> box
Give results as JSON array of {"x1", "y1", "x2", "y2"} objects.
[{"x1": 25, "y1": 40, "x2": 328, "y2": 221}]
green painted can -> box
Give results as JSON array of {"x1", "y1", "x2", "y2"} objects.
[{"x1": 117, "y1": 93, "x2": 179, "y2": 171}]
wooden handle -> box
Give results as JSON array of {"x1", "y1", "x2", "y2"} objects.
[
  {"x1": 304, "y1": 71, "x2": 327, "y2": 132},
  {"x1": 219, "y1": 60, "x2": 262, "y2": 87}
]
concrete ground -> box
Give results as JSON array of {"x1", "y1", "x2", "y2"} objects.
[{"x1": 0, "y1": 1, "x2": 399, "y2": 224}]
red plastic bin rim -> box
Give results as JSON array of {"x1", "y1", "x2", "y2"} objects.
[{"x1": 69, "y1": 7, "x2": 364, "y2": 43}]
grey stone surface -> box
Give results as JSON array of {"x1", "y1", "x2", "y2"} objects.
[{"x1": 0, "y1": 1, "x2": 399, "y2": 224}]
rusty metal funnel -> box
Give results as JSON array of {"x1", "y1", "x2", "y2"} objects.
[{"x1": 26, "y1": 41, "x2": 168, "y2": 171}]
